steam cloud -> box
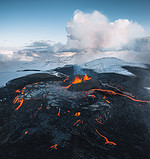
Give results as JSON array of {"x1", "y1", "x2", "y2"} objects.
[{"x1": 66, "y1": 10, "x2": 147, "y2": 50}]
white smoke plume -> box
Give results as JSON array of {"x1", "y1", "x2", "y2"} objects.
[{"x1": 66, "y1": 10, "x2": 147, "y2": 50}]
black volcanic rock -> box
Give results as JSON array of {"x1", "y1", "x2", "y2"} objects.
[
  {"x1": 0, "y1": 66, "x2": 150, "y2": 159},
  {"x1": 6, "y1": 72, "x2": 67, "y2": 90},
  {"x1": 0, "y1": 72, "x2": 67, "y2": 101}
]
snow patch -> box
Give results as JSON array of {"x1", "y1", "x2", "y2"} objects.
[{"x1": 80, "y1": 57, "x2": 145, "y2": 76}]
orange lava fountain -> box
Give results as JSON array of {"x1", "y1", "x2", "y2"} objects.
[{"x1": 65, "y1": 74, "x2": 91, "y2": 88}]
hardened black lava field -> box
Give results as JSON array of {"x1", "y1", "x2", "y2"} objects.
[{"x1": 0, "y1": 65, "x2": 150, "y2": 159}]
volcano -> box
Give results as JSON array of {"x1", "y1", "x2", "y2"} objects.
[{"x1": 0, "y1": 65, "x2": 150, "y2": 159}]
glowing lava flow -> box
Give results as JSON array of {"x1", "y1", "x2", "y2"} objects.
[
  {"x1": 91, "y1": 89, "x2": 150, "y2": 103},
  {"x1": 15, "y1": 90, "x2": 21, "y2": 93},
  {"x1": 13, "y1": 96, "x2": 24, "y2": 110},
  {"x1": 13, "y1": 87, "x2": 27, "y2": 110},
  {"x1": 95, "y1": 118, "x2": 103, "y2": 125},
  {"x1": 25, "y1": 131, "x2": 28, "y2": 134},
  {"x1": 15, "y1": 98, "x2": 24, "y2": 110},
  {"x1": 106, "y1": 100, "x2": 110, "y2": 103},
  {"x1": 57, "y1": 108, "x2": 61, "y2": 116},
  {"x1": 38, "y1": 104, "x2": 43, "y2": 110},
  {"x1": 65, "y1": 74, "x2": 91, "y2": 88},
  {"x1": 50, "y1": 144, "x2": 57, "y2": 150},
  {"x1": 13, "y1": 96, "x2": 19, "y2": 104},
  {"x1": 63, "y1": 76, "x2": 69, "y2": 82},
  {"x1": 73, "y1": 120, "x2": 81, "y2": 126},
  {"x1": 96, "y1": 129, "x2": 116, "y2": 146}
]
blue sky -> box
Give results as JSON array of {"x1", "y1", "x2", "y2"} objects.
[{"x1": 0, "y1": 0, "x2": 150, "y2": 48}]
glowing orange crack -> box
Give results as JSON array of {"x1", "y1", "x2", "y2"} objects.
[
  {"x1": 13, "y1": 96, "x2": 19, "y2": 104},
  {"x1": 63, "y1": 76, "x2": 69, "y2": 82},
  {"x1": 91, "y1": 89, "x2": 117, "y2": 95},
  {"x1": 91, "y1": 94, "x2": 96, "y2": 98},
  {"x1": 73, "y1": 120, "x2": 81, "y2": 126},
  {"x1": 21, "y1": 87, "x2": 26, "y2": 95},
  {"x1": 15, "y1": 90, "x2": 21, "y2": 93},
  {"x1": 50, "y1": 144, "x2": 57, "y2": 150},
  {"x1": 38, "y1": 104, "x2": 43, "y2": 110},
  {"x1": 25, "y1": 131, "x2": 28, "y2": 134},
  {"x1": 96, "y1": 129, "x2": 116, "y2": 146},
  {"x1": 106, "y1": 100, "x2": 110, "y2": 103},
  {"x1": 95, "y1": 118, "x2": 103, "y2": 125},
  {"x1": 57, "y1": 108, "x2": 61, "y2": 116},
  {"x1": 13, "y1": 95, "x2": 24, "y2": 110},
  {"x1": 15, "y1": 98, "x2": 24, "y2": 110},
  {"x1": 103, "y1": 96, "x2": 106, "y2": 99}
]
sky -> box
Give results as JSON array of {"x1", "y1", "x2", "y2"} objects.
[{"x1": 0, "y1": 0, "x2": 150, "y2": 48}]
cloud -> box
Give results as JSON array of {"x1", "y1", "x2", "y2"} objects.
[
  {"x1": 0, "y1": 49, "x2": 15, "y2": 62},
  {"x1": 25, "y1": 40, "x2": 66, "y2": 53},
  {"x1": 133, "y1": 36, "x2": 150, "y2": 52},
  {"x1": 66, "y1": 10, "x2": 147, "y2": 51},
  {"x1": 26, "y1": 41, "x2": 52, "y2": 48},
  {"x1": 0, "y1": 10, "x2": 149, "y2": 65}
]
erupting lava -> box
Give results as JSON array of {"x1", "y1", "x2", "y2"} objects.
[
  {"x1": 65, "y1": 74, "x2": 91, "y2": 88},
  {"x1": 83, "y1": 73, "x2": 91, "y2": 81}
]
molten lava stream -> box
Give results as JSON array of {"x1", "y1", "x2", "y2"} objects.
[
  {"x1": 50, "y1": 144, "x2": 57, "y2": 150},
  {"x1": 15, "y1": 98, "x2": 24, "y2": 110},
  {"x1": 73, "y1": 120, "x2": 81, "y2": 126},
  {"x1": 91, "y1": 88, "x2": 150, "y2": 103},
  {"x1": 13, "y1": 96, "x2": 19, "y2": 104},
  {"x1": 57, "y1": 108, "x2": 61, "y2": 116},
  {"x1": 63, "y1": 76, "x2": 69, "y2": 82},
  {"x1": 13, "y1": 87, "x2": 26, "y2": 110},
  {"x1": 15, "y1": 90, "x2": 21, "y2": 93},
  {"x1": 95, "y1": 118, "x2": 103, "y2": 125},
  {"x1": 96, "y1": 129, "x2": 116, "y2": 146}
]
